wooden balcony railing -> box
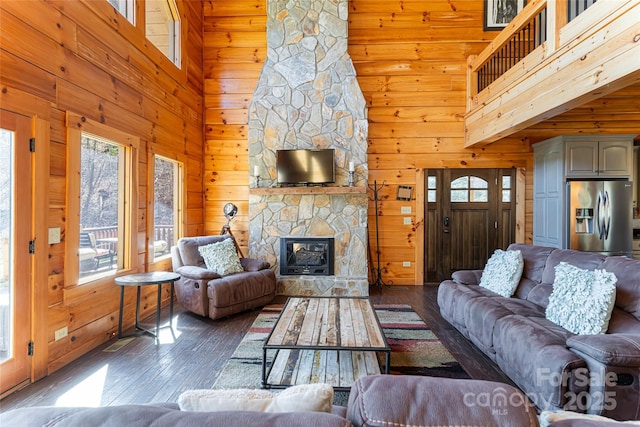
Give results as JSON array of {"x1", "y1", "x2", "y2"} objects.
[
  {"x1": 465, "y1": 0, "x2": 639, "y2": 146},
  {"x1": 474, "y1": 0, "x2": 600, "y2": 93}
]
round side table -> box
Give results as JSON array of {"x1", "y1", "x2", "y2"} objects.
[{"x1": 115, "y1": 271, "x2": 180, "y2": 342}]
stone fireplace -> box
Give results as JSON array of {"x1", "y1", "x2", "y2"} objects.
[{"x1": 247, "y1": 0, "x2": 368, "y2": 296}]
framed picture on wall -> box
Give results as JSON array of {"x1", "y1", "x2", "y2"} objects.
[{"x1": 484, "y1": 0, "x2": 526, "y2": 31}]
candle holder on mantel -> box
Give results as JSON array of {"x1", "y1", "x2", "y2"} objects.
[
  {"x1": 348, "y1": 161, "x2": 356, "y2": 187},
  {"x1": 348, "y1": 170, "x2": 355, "y2": 187},
  {"x1": 255, "y1": 175, "x2": 261, "y2": 188}
]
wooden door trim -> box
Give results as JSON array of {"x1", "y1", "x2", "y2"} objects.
[
  {"x1": 415, "y1": 169, "x2": 425, "y2": 285},
  {"x1": 32, "y1": 117, "x2": 50, "y2": 381}
]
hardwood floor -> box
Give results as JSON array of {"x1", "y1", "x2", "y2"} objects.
[{"x1": 0, "y1": 284, "x2": 514, "y2": 412}]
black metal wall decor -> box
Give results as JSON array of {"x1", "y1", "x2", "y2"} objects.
[{"x1": 368, "y1": 180, "x2": 392, "y2": 288}]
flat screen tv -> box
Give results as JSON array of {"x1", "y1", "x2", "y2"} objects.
[{"x1": 276, "y1": 149, "x2": 335, "y2": 186}]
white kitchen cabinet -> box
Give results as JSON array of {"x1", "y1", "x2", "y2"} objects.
[{"x1": 565, "y1": 135, "x2": 634, "y2": 178}]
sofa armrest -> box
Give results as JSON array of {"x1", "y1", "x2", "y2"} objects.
[
  {"x1": 567, "y1": 334, "x2": 640, "y2": 367},
  {"x1": 451, "y1": 269, "x2": 483, "y2": 285},
  {"x1": 347, "y1": 375, "x2": 538, "y2": 427},
  {"x1": 176, "y1": 265, "x2": 221, "y2": 280},
  {"x1": 241, "y1": 258, "x2": 270, "y2": 272}
]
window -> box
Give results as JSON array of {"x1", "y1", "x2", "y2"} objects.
[
  {"x1": 145, "y1": 0, "x2": 181, "y2": 66},
  {"x1": 451, "y1": 176, "x2": 488, "y2": 202},
  {"x1": 66, "y1": 114, "x2": 138, "y2": 286},
  {"x1": 151, "y1": 155, "x2": 183, "y2": 262},
  {"x1": 502, "y1": 175, "x2": 512, "y2": 202},
  {"x1": 108, "y1": 0, "x2": 135, "y2": 24},
  {"x1": 427, "y1": 176, "x2": 437, "y2": 203}
]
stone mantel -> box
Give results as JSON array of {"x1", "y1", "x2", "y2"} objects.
[{"x1": 250, "y1": 186, "x2": 367, "y2": 196}]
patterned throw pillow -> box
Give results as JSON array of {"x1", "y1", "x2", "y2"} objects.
[
  {"x1": 479, "y1": 249, "x2": 524, "y2": 297},
  {"x1": 545, "y1": 262, "x2": 617, "y2": 335},
  {"x1": 197, "y1": 238, "x2": 243, "y2": 276}
]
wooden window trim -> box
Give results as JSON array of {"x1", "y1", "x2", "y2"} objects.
[
  {"x1": 64, "y1": 113, "x2": 139, "y2": 301},
  {"x1": 146, "y1": 149, "x2": 185, "y2": 270}
]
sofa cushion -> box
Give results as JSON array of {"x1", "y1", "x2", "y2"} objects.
[
  {"x1": 241, "y1": 257, "x2": 270, "y2": 272},
  {"x1": 541, "y1": 249, "x2": 605, "y2": 286},
  {"x1": 526, "y1": 283, "x2": 554, "y2": 308},
  {"x1": 198, "y1": 238, "x2": 244, "y2": 276},
  {"x1": 451, "y1": 269, "x2": 483, "y2": 285},
  {"x1": 492, "y1": 315, "x2": 586, "y2": 410},
  {"x1": 601, "y1": 256, "x2": 640, "y2": 322},
  {"x1": 546, "y1": 262, "x2": 617, "y2": 335},
  {"x1": 175, "y1": 265, "x2": 221, "y2": 280},
  {"x1": 437, "y1": 280, "x2": 495, "y2": 337},
  {"x1": 567, "y1": 334, "x2": 640, "y2": 367},
  {"x1": 207, "y1": 269, "x2": 276, "y2": 309},
  {"x1": 0, "y1": 404, "x2": 351, "y2": 427},
  {"x1": 465, "y1": 297, "x2": 545, "y2": 351},
  {"x1": 347, "y1": 375, "x2": 539, "y2": 427},
  {"x1": 508, "y1": 243, "x2": 555, "y2": 284},
  {"x1": 479, "y1": 249, "x2": 524, "y2": 297},
  {"x1": 178, "y1": 384, "x2": 334, "y2": 413},
  {"x1": 178, "y1": 235, "x2": 229, "y2": 267}
]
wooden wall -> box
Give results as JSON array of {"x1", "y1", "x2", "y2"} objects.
[
  {"x1": 203, "y1": 0, "x2": 532, "y2": 285},
  {"x1": 203, "y1": 0, "x2": 639, "y2": 286},
  {"x1": 2, "y1": 0, "x2": 636, "y2": 384},
  {"x1": 0, "y1": 0, "x2": 204, "y2": 378}
]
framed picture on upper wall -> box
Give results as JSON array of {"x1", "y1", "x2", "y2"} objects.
[{"x1": 484, "y1": 0, "x2": 526, "y2": 31}]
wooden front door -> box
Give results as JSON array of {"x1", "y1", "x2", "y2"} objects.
[
  {"x1": 0, "y1": 110, "x2": 32, "y2": 396},
  {"x1": 425, "y1": 169, "x2": 516, "y2": 282}
]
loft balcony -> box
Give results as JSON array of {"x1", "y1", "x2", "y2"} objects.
[{"x1": 465, "y1": 0, "x2": 640, "y2": 147}]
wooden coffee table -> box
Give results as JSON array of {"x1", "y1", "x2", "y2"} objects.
[{"x1": 262, "y1": 296, "x2": 390, "y2": 390}]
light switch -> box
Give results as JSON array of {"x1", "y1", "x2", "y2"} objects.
[
  {"x1": 402, "y1": 261, "x2": 411, "y2": 267},
  {"x1": 403, "y1": 217, "x2": 412, "y2": 225},
  {"x1": 401, "y1": 206, "x2": 412, "y2": 214},
  {"x1": 48, "y1": 227, "x2": 61, "y2": 244}
]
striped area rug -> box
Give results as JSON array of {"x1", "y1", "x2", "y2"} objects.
[{"x1": 212, "y1": 303, "x2": 469, "y2": 392}]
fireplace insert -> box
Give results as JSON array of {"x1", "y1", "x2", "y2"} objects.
[{"x1": 280, "y1": 237, "x2": 334, "y2": 276}]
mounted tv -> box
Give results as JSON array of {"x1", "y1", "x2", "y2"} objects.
[{"x1": 276, "y1": 149, "x2": 335, "y2": 186}]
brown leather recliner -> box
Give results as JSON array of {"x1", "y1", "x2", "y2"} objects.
[{"x1": 171, "y1": 235, "x2": 276, "y2": 320}]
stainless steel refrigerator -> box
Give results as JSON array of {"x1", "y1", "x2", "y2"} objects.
[{"x1": 568, "y1": 180, "x2": 633, "y2": 257}]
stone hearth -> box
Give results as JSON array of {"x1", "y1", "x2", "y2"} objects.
[{"x1": 247, "y1": 0, "x2": 368, "y2": 296}]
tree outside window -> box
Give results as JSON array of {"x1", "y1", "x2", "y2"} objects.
[
  {"x1": 152, "y1": 156, "x2": 182, "y2": 261},
  {"x1": 78, "y1": 136, "x2": 123, "y2": 279}
]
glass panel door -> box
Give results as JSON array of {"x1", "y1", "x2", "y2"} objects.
[
  {"x1": 0, "y1": 111, "x2": 32, "y2": 395},
  {"x1": 0, "y1": 127, "x2": 11, "y2": 365}
]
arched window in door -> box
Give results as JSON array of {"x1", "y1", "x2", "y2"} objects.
[{"x1": 450, "y1": 176, "x2": 488, "y2": 202}]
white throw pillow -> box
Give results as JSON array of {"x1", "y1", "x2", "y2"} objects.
[
  {"x1": 178, "y1": 383, "x2": 334, "y2": 413},
  {"x1": 539, "y1": 410, "x2": 640, "y2": 427},
  {"x1": 198, "y1": 238, "x2": 243, "y2": 276},
  {"x1": 545, "y1": 262, "x2": 617, "y2": 335},
  {"x1": 479, "y1": 249, "x2": 524, "y2": 297}
]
